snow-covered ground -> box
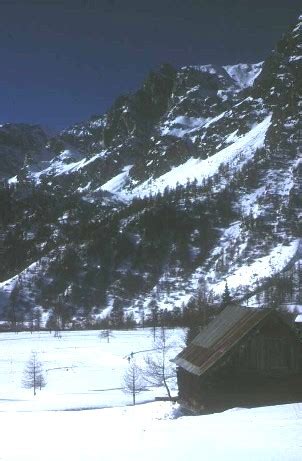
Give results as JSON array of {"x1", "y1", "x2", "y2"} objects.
[
  {"x1": 0, "y1": 328, "x2": 183, "y2": 412},
  {"x1": 0, "y1": 329, "x2": 301, "y2": 460},
  {"x1": 1, "y1": 399, "x2": 302, "y2": 460}
]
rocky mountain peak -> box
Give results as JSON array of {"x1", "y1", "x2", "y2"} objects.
[
  {"x1": 252, "y1": 14, "x2": 302, "y2": 103},
  {"x1": 0, "y1": 123, "x2": 49, "y2": 179}
]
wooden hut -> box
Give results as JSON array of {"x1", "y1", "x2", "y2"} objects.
[{"x1": 173, "y1": 305, "x2": 302, "y2": 413}]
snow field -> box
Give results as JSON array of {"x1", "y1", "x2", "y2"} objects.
[
  {"x1": 0, "y1": 328, "x2": 184, "y2": 412},
  {"x1": 0, "y1": 400, "x2": 301, "y2": 460},
  {"x1": 0, "y1": 319, "x2": 301, "y2": 461}
]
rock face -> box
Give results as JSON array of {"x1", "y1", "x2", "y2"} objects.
[
  {"x1": 0, "y1": 15, "x2": 301, "y2": 324},
  {"x1": 0, "y1": 124, "x2": 49, "y2": 179},
  {"x1": 61, "y1": 63, "x2": 176, "y2": 148}
]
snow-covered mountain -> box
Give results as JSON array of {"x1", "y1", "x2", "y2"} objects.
[{"x1": 0, "y1": 15, "x2": 301, "y2": 325}]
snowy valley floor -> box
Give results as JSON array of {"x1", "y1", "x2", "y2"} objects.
[
  {"x1": 0, "y1": 329, "x2": 301, "y2": 460},
  {"x1": 1, "y1": 401, "x2": 302, "y2": 461}
]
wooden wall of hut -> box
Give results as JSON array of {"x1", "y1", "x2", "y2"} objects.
[{"x1": 177, "y1": 315, "x2": 302, "y2": 413}]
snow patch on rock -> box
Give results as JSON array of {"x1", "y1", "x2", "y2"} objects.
[{"x1": 132, "y1": 115, "x2": 272, "y2": 198}]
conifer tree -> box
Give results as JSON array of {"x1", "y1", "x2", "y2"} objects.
[{"x1": 221, "y1": 281, "x2": 232, "y2": 308}]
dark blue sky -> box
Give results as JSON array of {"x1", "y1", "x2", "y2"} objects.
[{"x1": 0, "y1": 0, "x2": 301, "y2": 132}]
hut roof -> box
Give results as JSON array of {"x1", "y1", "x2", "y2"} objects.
[{"x1": 173, "y1": 305, "x2": 272, "y2": 376}]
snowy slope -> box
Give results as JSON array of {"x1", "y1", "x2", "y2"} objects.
[
  {"x1": 160, "y1": 115, "x2": 211, "y2": 138},
  {"x1": 185, "y1": 62, "x2": 263, "y2": 90},
  {"x1": 223, "y1": 62, "x2": 263, "y2": 89},
  {"x1": 208, "y1": 239, "x2": 300, "y2": 296},
  {"x1": 30, "y1": 149, "x2": 107, "y2": 182},
  {"x1": 132, "y1": 115, "x2": 271, "y2": 198},
  {"x1": 100, "y1": 164, "x2": 133, "y2": 200}
]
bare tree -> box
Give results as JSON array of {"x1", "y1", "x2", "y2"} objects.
[
  {"x1": 143, "y1": 328, "x2": 175, "y2": 400},
  {"x1": 22, "y1": 351, "x2": 46, "y2": 396},
  {"x1": 123, "y1": 358, "x2": 145, "y2": 405}
]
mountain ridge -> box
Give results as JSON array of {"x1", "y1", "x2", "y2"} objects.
[{"x1": 0, "y1": 15, "x2": 301, "y2": 327}]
